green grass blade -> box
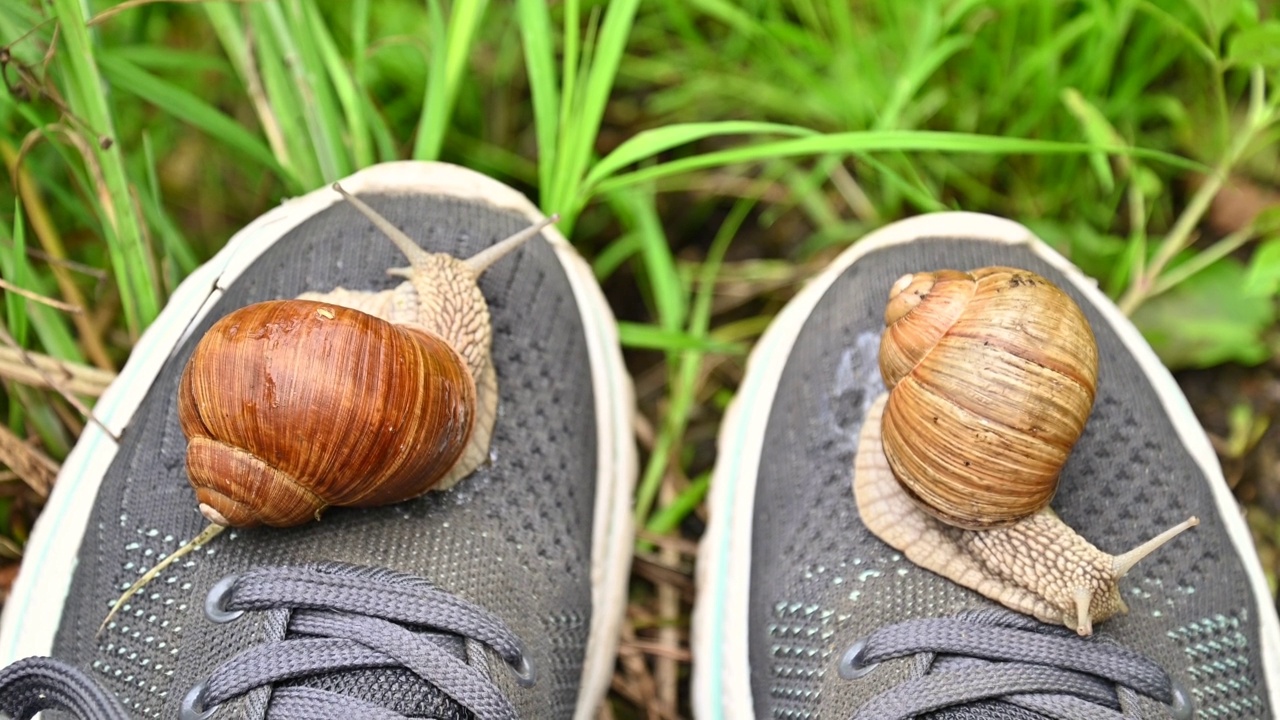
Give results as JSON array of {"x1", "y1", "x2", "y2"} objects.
[
  {"x1": 98, "y1": 53, "x2": 289, "y2": 180},
  {"x1": 1135, "y1": 0, "x2": 1218, "y2": 65},
  {"x1": 555, "y1": 0, "x2": 641, "y2": 217},
  {"x1": 302, "y1": 0, "x2": 372, "y2": 169},
  {"x1": 3, "y1": 200, "x2": 29, "y2": 348},
  {"x1": 617, "y1": 322, "x2": 745, "y2": 353},
  {"x1": 49, "y1": 0, "x2": 160, "y2": 334},
  {"x1": 415, "y1": 0, "x2": 451, "y2": 161},
  {"x1": 558, "y1": 0, "x2": 582, "y2": 185},
  {"x1": 1, "y1": 204, "x2": 82, "y2": 455},
  {"x1": 592, "y1": 131, "x2": 1205, "y2": 194},
  {"x1": 517, "y1": 0, "x2": 560, "y2": 197},
  {"x1": 609, "y1": 190, "x2": 686, "y2": 332},
  {"x1": 263, "y1": 1, "x2": 349, "y2": 181},
  {"x1": 246, "y1": 3, "x2": 324, "y2": 188},
  {"x1": 415, "y1": 0, "x2": 490, "y2": 160},
  {"x1": 646, "y1": 472, "x2": 710, "y2": 534},
  {"x1": 0, "y1": 218, "x2": 80, "y2": 362},
  {"x1": 140, "y1": 132, "x2": 198, "y2": 282},
  {"x1": 584, "y1": 121, "x2": 817, "y2": 190},
  {"x1": 106, "y1": 45, "x2": 231, "y2": 75},
  {"x1": 876, "y1": 35, "x2": 970, "y2": 129},
  {"x1": 592, "y1": 232, "x2": 641, "y2": 280},
  {"x1": 1061, "y1": 88, "x2": 1120, "y2": 191},
  {"x1": 634, "y1": 197, "x2": 753, "y2": 526},
  {"x1": 689, "y1": 0, "x2": 762, "y2": 36},
  {"x1": 857, "y1": 153, "x2": 947, "y2": 212},
  {"x1": 203, "y1": 2, "x2": 303, "y2": 191}
]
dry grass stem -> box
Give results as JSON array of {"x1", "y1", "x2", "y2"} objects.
[
  {"x1": 830, "y1": 163, "x2": 879, "y2": 222},
  {"x1": 656, "y1": 482, "x2": 680, "y2": 714},
  {"x1": 0, "y1": 424, "x2": 58, "y2": 497},
  {"x1": 0, "y1": 278, "x2": 82, "y2": 312},
  {"x1": 634, "y1": 410, "x2": 657, "y2": 450},
  {"x1": 2, "y1": 139, "x2": 114, "y2": 369},
  {"x1": 0, "y1": 325, "x2": 118, "y2": 442},
  {"x1": 619, "y1": 639, "x2": 693, "y2": 662},
  {"x1": 236, "y1": 9, "x2": 290, "y2": 174},
  {"x1": 86, "y1": 0, "x2": 259, "y2": 27},
  {"x1": 0, "y1": 346, "x2": 115, "y2": 396},
  {"x1": 615, "y1": 614, "x2": 668, "y2": 720},
  {"x1": 635, "y1": 529, "x2": 700, "y2": 557}
]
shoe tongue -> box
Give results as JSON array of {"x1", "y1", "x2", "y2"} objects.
[{"x1": 281, "y1": 633, "x2": 476, "y2": 719}]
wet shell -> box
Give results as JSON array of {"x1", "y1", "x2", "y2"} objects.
[
  {"x1": 877, "y1": 267, "x2": 1099, "y2": 530},
  {"x1": 178, "y1": 299, "x2": 476, "y2": 527}
]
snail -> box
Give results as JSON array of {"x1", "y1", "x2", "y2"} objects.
[
  {"x1": 852, "y1": 267, "x2": 1199, "y2": 636},
  {"x1": 180, "y1": 185, "x2": 554, "y2": 528},
  {"x1": 101, "y1": 184, "x2": 555, "y2": 631}
]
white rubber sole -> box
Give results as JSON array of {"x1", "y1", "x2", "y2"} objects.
[
  {"x1": 690, "y1": 211, "x2": 1280, "y2": 719},
  {"x1": 0, "y1": 161, "x2": 638, "y2": 719}
]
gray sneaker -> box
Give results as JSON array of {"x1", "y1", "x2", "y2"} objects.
[
  {"x1": 693, "y1": 213, "x2": 1280, "y2": 719},
  {"x1": 0, "y1": 162, "x2": 636, "y2": 719}
]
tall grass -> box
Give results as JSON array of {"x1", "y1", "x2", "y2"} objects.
[{"x1": 0, "y1": 0, "x2": 1278, "y2": 710}]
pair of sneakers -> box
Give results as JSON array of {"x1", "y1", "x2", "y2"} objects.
[{"x1": 0, "y1": 163, "x2": 1275, "y2": 719}]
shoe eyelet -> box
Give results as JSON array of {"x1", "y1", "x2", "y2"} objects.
[
  {"x1": 180, "y1": 679, "x2": 217, "y2": 720},
  {"x1": 204, "y1": 574, "x2": 244, "y2": 624},
  {"x1": 1169, "y1": 680, "x2": 1194, "y2": 720},
  {"x1": 508, "y1": 638, "x2": 536, "y2": 688},
  {"x1": 838, "y1": 638, "x2": 878, "y2": 680}
]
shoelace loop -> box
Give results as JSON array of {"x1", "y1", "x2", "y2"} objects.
[
  {"x1": 0, "y1": 563, "x2": 533, "y2": 720},
  {"x1": 841, "y1": 609, "x2": 1194, "y2": 720},
  {"x1": 179, "y1": 563, "x2": 534, "y2": 719},
  {"x1": 0, "y1": 656, "x2": 131, "y2": 720}
]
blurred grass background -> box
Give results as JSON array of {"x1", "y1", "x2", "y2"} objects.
[{"x1": 1, "y1": 0, "x2": 1279, "y2": 716}]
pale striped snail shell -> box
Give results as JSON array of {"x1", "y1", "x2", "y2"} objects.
[{"x1": 854, "y1": 266, "x2": 1199, "y2": 636}]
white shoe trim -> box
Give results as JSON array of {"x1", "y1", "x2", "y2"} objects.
[
  {"x1": 0, "y1": 161, "x2": 638, "y2": 718},
  {"x1": 691, "y1": 211, "x2": 1280, "y2": 718}
]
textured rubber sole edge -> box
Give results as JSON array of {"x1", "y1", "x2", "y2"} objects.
[
  {"x1": 690, "y1": 211, "x2": 1280, "y2": 719},
  {"x1": 0, "y1": 161, "x2": 639, "y2": 719}
]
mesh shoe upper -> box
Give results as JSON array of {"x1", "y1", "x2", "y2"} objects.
[
  {"x1": 2, "y1": 169, "x2": 617, "y2": 718},
  {"x1": 698, "y1": 218, "x2": 1278, "y2": 719}
]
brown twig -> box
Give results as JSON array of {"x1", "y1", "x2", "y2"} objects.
[
  {"x1": 0, "y1": 345, "x2": 114, "y2": 396},
  {"x1": 235, "y1": 7, "x2": 290, "y2": 175},
  {"x1": 0, "y1": 278, "x2": 81, "y2": 312},
  {"x1": 86, "y1": 0, "x2": 260, "y2": 27},
  {"x1": 617, "y1": 609, "x2": 667, "y2": 720},
  {"x1": 0, "y1": 424, "x2": 57, "y2": 497},
  {"x1": 0, "y1": 324, "x2": 118, "y2": 442},
  {"x1": 2, "y1": 138, "x2": 115, "y2": 369},
  {"x1": 619, "y1": 638, "x2": 693, "y2": 663},
  {"x1": 631, "y1": 556, "x2": 695, "y2": 600},
  {"x1": 654, "y1": 478, "x2": 686, "y2": 716},
  {"x1": 0, "y1": 241, "x2": 107, "y2": 279}
]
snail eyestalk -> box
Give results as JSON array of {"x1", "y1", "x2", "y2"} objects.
[
  {"x1": 98, "y1": 523, "x2": 227, "y2": 635},
  {"x1": 331, "y1": 182, "x2": 430, "y2": 266},
  {"x1": 1111, "y1": 516, "x2": 1200, "y2": 577},
  {"x1": 1073, "y1": 586, "x2": 1093, "y2": 637},
  {"x1": 463, "y1": 214, "x2": 560, "y2": 274},
  {"x1": 331, "y1": 180, "x2": 559, "y2": 276}
]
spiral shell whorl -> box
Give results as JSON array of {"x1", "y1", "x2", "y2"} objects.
[
  {"x1": 177, "y1": 300, "x2": 477, "y2": 528},
  {"x1": 878, "y1": 267, "x2": 1099, "y2": 530}
]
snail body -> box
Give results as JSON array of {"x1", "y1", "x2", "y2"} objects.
[
  {"x1": 853, "y1": 267, "x2": 1198, "y2": 636},
  {"x1": 101, "y1": 185, "x2": 555, "y2": 630},
  {"x1": 178, "y1": 185, "x2": 554, "y2": 528}
]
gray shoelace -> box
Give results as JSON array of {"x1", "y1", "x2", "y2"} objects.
[
  {"x1": 0, "y1": 563, "x2": 530, "y2": 720},
  {"x1": 840, "y1": 609, "x2": 1193, "y2": 720},
  {"x1": 0, "y1": 655, "x2": 131, "y2": 719}
]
